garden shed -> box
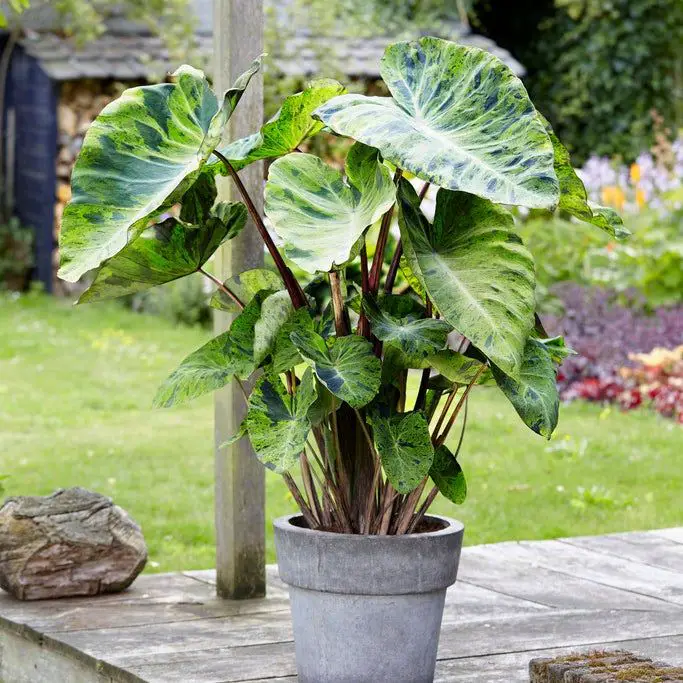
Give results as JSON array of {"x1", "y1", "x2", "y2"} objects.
[{"x1": 0, "y1": 0, "x2": 522, "y2": 293}]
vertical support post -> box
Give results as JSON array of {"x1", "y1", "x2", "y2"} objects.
[{"x1": 213, "y1": 0, "x2": 266, "y2": 599}]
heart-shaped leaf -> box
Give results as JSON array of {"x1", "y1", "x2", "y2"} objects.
[
  {"x1": 210, "y1": 268, "x2": 284, "y2": 313},
  {"x1": 59, "y1": 58, "x2": 262, "y2": 282},
  {"x1": 245, "y1": 369, "x2": 317, "y2": 472},
  {"x1": 253, "y1": 290, "x2": 315, "y2": 372},
  {"x1": 214, "y1": 79, "x2": 346, "y2": 172},
  {"x1": 492, "y1": 337, "x2": 560, "y2": 439},
  {"x1": 153, "y1": 289, "x2": 270, "y2": 408},
  {"x1": 362, "y1": 294, "x2": 452, "y2": 358},
  {"x1": 78, "y1": 203, "x2": 247, "y2": 303},
  {"x1": 425, "y1": 350, "x2": 493, "y2": 385},
  {"x1": 539, "y1": 114, "x2": 629, "y2": 240},
  {"x1": 370, "y1": 411, "x2": 434, "y2": 494},
  {"x1": 290, "y1": 329, "x2": 381, "y2": 408},
  {"x1": 398, "y1": 180, "x2": 536, "y2": 379},
  {"x1": 315, "y1": 37, "x2": 558, "y2": 209},
  {"x1": 265, "y1": 143, "x2": 396, "y2": 272},
  {"x1": 430, "y1": 445, "x2": 467, "y2": 504}
]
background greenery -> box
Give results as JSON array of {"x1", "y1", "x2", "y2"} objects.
[{"x1": 1, "y1": 292, "x2": 680, "y2": 571}]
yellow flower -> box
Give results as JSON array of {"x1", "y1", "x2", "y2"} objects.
[
  {"x1": 635, "y1": 187, "x2": 647, "y2": 209},
  {"x1": 601, "y1": 185, "x2": 626, "y2": 211},
  {"x1": 630, "y1": 163, "x2": 641, "y2": 184}
]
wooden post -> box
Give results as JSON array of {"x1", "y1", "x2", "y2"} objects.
[{"x1": 213, "y1": 0, "x2": 266, "y2": 599}]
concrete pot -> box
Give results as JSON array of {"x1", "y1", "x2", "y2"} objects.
[{"x1": 273, "y1": 514, "x2": 464, "y2": 683}]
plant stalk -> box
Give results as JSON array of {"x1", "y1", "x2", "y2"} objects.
[
  {"x1": 213, "y1": 150, "x2": 307, "y2": 309},
  {"x1": 369, "y1": 168, "x2": 403, "y2": 294},
  {"x1": 198, "y1": 267, "x2": 244, "y2": 309},
  {"x1": 329, "y1": 270, "x2": 350, "y2": 336}
]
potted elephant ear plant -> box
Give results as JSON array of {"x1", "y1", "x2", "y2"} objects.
[{"x1": 59, "y1": 37, "x2": 625, "y2": 683}]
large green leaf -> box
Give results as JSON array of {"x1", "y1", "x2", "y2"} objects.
[
  {"x1": 362, "y1": 295, "x2": 451, "y2": 358},
  {"x1": 253, "y1": 290, "x2": 315, "y2": 372},
  {"x1": 492, "y1": 337, "x2": 560, "y2": 439},
  {"x1": 214, "y1": 79, "x2": 346, "y2": 172},
  {"x1": 539, "y1": 114, "x2": 629, "y2": 240},
  {"x1": 398, "y1": 180, "x2": 536, "y2": 379},
  {"x1": 264, "y1": 143, "x2": 396, "y2": 272},
  {"x1": 210, "y1": 268, "x2": 284, "y2": 313},
  {"x1": 245, "y1": 369, "x2": 317, "y2": 472},
  {"x1": 315, "y1": 37, "x2": 558, "y2": 209},
  {"x1": 430, "y1": 445, "x2": 467, "y2": 504},
  {"x1": 370, "y1": 411, "x2": 434, "y2": 494},
  {"x1": 59, "y1": 58, "x2": 262, "y2": 282},
  {"x1": 78, "y1": 203, "x2": 247, "y2": 303},
  {"x1": 153, "y1": 290, "x2": 269, "y2": 408},
  {"x1": 425, "y1": 350, "x2": 493, "y2": 385},
  {"x1": 290, "y1": 330, "x2": 381, "y2": 408}
]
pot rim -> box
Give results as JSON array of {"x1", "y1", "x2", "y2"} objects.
[{"x1": 273, "y1": 513, "x2": 464, "y2": 540}]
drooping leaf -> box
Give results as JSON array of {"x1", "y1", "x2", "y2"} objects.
[
  {"x1": 245, "y1": 369, "x2": 317, "y2": 472},
  {"x1": 290, "y1": 329, "x2": 381, "y2": 408},
  {"x1": 539, "y1": 335, "x2": 577, "y2": 365},
  {"x1": 362, "y1": 295, "x2": 451, "y2": 358},
  {"x1": 210, "y1": 268, "x2": 284, "y2": 313},
  {"x1": 370, "y1": 411, "x2": 434, "y2": 494},
  {"x1": 59, "y1": 58, "x2": 262, "y2": 282},
  {"x1": 398, "y1": 180, "x2": 536, "y2": 379},
  {"x1": 214, "y1": 79, "x2": 346, "y2": 172},
  {"x1": 253, "y1": 290, "x2": 315, "y2": 372},
  {"x1": 79, "y1": 203, "x2": 247, "y2": 303},
  {"x1": 315, "y1": 37, "x2": 558, "y2": 209},
  {"x1": 491, "y1": 337, "x2": 560, "y2": 439},
  {"x1": 430, "y1": 445, "x2": 467, "y2": 504},
  {"x1": 307, "y1": 380, "x2": 337, "y2": 426},
  {"x1": 539, "y1": 113, "x2": 629, "y2": 239},
  {"x1": 179, "y1": 172, "x2": 218, "y2": 225},
  {"x1": 153, "y1": 290, "x2": 269, "y2": 407},
  {"x1": 264, "y1": 143, "x2": 396, "y2": 272},
  {"x1": 425, "y1": 350, "x2": 492, "y2": 385}
]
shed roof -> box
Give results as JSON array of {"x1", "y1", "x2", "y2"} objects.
[{"x1": 8, "y1": 0, "x2": 523, "y2": 82}]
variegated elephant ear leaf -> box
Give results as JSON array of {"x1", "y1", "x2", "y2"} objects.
[
  {"x1": 213, "y1": 79, "x2": 346, "y2": 172},
  {"x1": 398, "y1": 179, "x2": 536, "y2": 379},
  {"x1": 58, "y1": 57, "x2": 262, "y2": 282},
  {"x1": 539, "y1": 113, "x2": 630, "y2": 240},
  {"x1": 315, "y1": 37, "x2": 559, "y2": 209},
  {"x1": 78, "y1": 202, "x2": 247, "y2": 303},
  {"x1": 264, "y1": 143, "x2": 396, "y2": 273}
]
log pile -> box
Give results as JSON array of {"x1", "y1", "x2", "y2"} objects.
[{"x1": 53, "y1": 80, "x2": 136, "y2": 292}]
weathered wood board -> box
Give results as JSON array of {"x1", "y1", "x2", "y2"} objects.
[{"x1": 1, "y1": 529, "x2": 682, "y2": 682}]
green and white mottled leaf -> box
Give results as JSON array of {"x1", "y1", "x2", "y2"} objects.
[
  {"x1": 492, "y1": 337, "x2": 560, "y2": 439},
  {"x1": 245, "y1": 369, "x2": 317, "y2": 472},
  {"x1": 79, "y1": 203, "x2": 247, "y2": 303},
  {"x1": 430, "y1": 445, "x2": 467, "y2": 504},
  {"x1": 362, "y1": 295, "x2": 451, "y2": 358},
  {"x1": 210, "y1": 268, "x2": 283, "y2": 313},
  {"x1": 214, "y1": 79, "x2": 346, "y2": 172},
  {"x1": 315, "y1": 37, "x2": 558, "y2": 209},
  {"x1": 425, "y1": 350, "x2": 492, "y2": 385},
  {"x1": 179, "y1": 172, "x2": 218, "y2": 225},
  {"x1": 290, "y1": 329, "x2": 381, "y2": 408},
  {"x1": 307, "y1": 380, "x2": 337, "y2": 426},
  {"x1": 264, "y1": 143, "x2": 396, "y2": 272},
  {"x1": 153, "y1": 290, "x2": 269, "y2": 408},
  {"x1": 59, "y1": 58, "x2": 262, "y2": 282},
  {"x1": 398, "y1": 180, "x2": 536, "y2": 379},
  {"x1": 539, "y1": 335, "x2": 576, "y2": 365},
  {"x1": 253, "y1": 290, "x2": 315, "y2": 372},
  {"x1": 370, "y1": 411, "x2": 434, "y2": 494},
  {"x1": 539, "y1": 113, "x2": 629, "y2": 239}
]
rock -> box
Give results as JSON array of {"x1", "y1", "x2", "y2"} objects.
[
  {"x1": 57, "y1": 103, "x2": 78, "y2": 136},
  {"x1": 0, "y1": 488, "x2": 147, "y2": 600},
  {"x1": 530, "y1": 651, "x2": 683, "y2": 682}
]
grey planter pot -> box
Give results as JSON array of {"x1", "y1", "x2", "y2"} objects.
[{"x1": 273, "y1": 514, "x2": 464, "y2": 683}]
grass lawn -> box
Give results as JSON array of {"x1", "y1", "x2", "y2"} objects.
[{"x1": 1, "y1": 292, "x2": 681, "y2": 572}]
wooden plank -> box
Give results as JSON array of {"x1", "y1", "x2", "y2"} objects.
[
  {"x1": 212, "y1": 0, "x2": 266, "y2": 600},
  {"x1": 458, "y1": 546, "x2": 675, "y2": 610},
  {"x1": 651, "y1": 527, "x2": 683, "y2": 544},
  {"x1": 511, "y1": 539, "x2": 683, "y2": 605},
  {"x1": 559, "y1": 531, "x2": 683, "y2": 572},
  {"x1": 98, "y1": 608, "x2": 683, "y2": 683}
]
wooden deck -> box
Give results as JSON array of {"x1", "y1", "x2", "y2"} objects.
[{"x1": 1, "y1": 528, "x2": 682, "y2": 682}]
